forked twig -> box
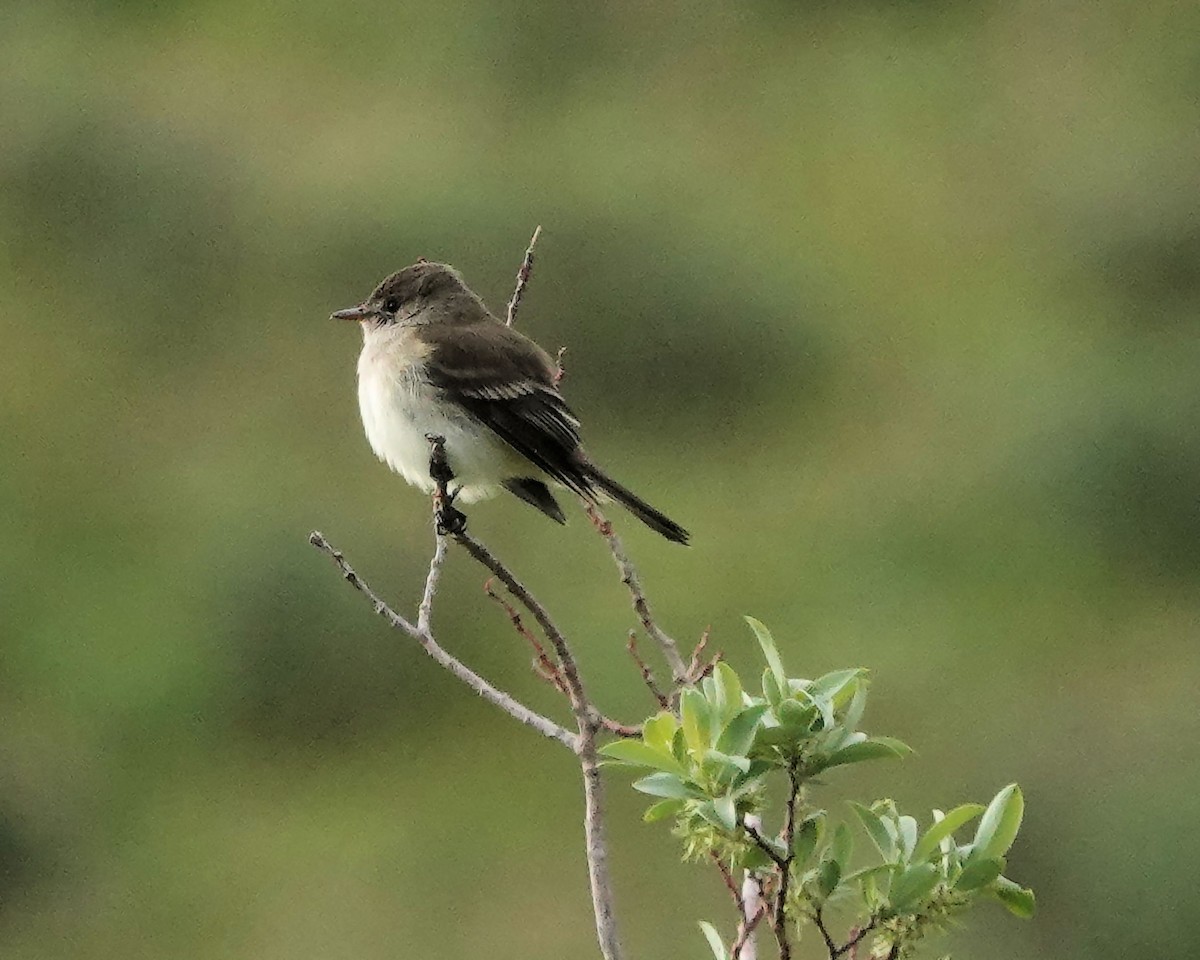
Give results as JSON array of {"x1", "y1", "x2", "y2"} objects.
[
  {"x1": 627, "y1": 633, "x2": 671, "y2": 710},
  {"x1": 586, "y1": 503, "x2": 688, "y2": 682},
  {"x1": 309, "y1": 531, "x2": 576, "y2": 750},
  {"x1": 484, "y1": 577, "x2": 569, "y2": 695}
]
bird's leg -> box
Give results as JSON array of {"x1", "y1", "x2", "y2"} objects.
[{"x1": 426, "y1": 434, "x2": 467, "y2": 535}]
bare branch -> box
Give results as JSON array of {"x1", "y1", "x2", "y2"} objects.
[
  {"x1": 592, "y1": 712, "x2": 641, "y2": 739},
  {"x1": 586, "y1": 504, "x2": 688, "y2": 682},
  {"x1": 580, "y1": 737, "x2": 622, "y2": 960},
  {"x1": 711, "y1": 853, "x2": 745, "y2": 916},
  {"x1": 743, "y1": 821, "x2": 787, "y2": 870},
  {"x1": 840, "y1": 921, "x2": 878, "y2": 960},
  {"x1": 505, "y1": 224, "x2": 543, "y2": 327},
  {"x1": 309, "y1": 531, "x2": 576, "y2": 750},
  {"x1": 773, "y1": 756, "x2": 802, "y2": 960},
  {"x1": 485, "y1": 580, "x2": 639, "y2": 738},
  {"x1": 432, "y1": 441, "x2": 623, "y2": 960},
  {"x1": 626, "y1": 633, "x2": 671, "y2": 710},
  {"x1": 731, "y1": 902, "x2": 767, "y2": 960},
  {"x1": 451, "y1": 529, "x2": 590, "y2": 712},
  {"x1": 813, "y1": 907, "x2": 838, "y2": 959},
  {"x1": 484, "y1": 577, "x2": 569, "y2": 696},
  {"x1": 417, "y1": 533, "x2": 447, "y2": 634}
]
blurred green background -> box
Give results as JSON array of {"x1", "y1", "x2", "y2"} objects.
[{"x1": 3, "y1": 0, "x2": 1197, "y2": 957}]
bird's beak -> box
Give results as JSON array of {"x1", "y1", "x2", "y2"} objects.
[{"x1": 330, "y1": 303, "x2": 375, "y2": 321}]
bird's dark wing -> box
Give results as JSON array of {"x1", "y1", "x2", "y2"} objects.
[{"x1": 422, "y1": 321, "x2": 593, "y2": 495}]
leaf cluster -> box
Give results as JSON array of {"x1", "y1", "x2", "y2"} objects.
[{"x1": 601, "y1": 617, "x2": 1033, "y2": 959}]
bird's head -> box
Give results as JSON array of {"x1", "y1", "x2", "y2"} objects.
[{"x1": 330, "y1": 261, "x2": 473, "y2": 326}]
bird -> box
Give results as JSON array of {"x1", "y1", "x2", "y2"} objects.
[{"x1": 331, "y1": 260, "x2": 689, "y2": 544}]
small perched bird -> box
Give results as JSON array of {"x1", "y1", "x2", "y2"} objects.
[{"x1": 331, "y1": 261, "x2": 689, "y2": 544}]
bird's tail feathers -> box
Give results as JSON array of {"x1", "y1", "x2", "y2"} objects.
[{"x1": 582, "y1": 465, "x2": 690, "y2": 545}]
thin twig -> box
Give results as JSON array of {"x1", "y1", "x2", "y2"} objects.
[
  {"x1": 841, "y1": 921, "x2": 877, "y2": 960},
  {"x1": 309, "y1": 531, "x2": 576, "y2": 750},
  {"x1": 685, "y1": 628, "x2": 711, "y2": 682},
  {"x1": 505, "y1": 225, "x2": 542, "y2": 327},
  {"x1": 452, "y1": 529, "x2": 588, "y2": 712},
  {"x1": 731, "y1": 903, "x2": 767, "y2": 960},
  {"x1": 484, "y1": 580, "x2": 638, "y2": 737},
  {"x1": 586, "y1": 503, "x2": 688, "y2": 682},
  {"x1": 485, "y1": 578, "x2": 570, "y2": 696},
  {"x1": 711, "y1": 853, "x2": 745, "y2": 916},
  {"x1": 743, "y1": 821, "x2": 787, "y2": 870},
  {"x1": 813, "y1": 907, "x2": 838, "y2": 958},
  {"x1": 591, "y1": 713, "x2": 641, "y2": 738},
  {"x1": 740, "y1": 814, "x2": 765, "y2": 960},
  {"x1": 626, "y1": 633, "x2": 671, "y2": 710},
  {"x1": 774, "y1": 756, "x2": 802, "y2": 960}
]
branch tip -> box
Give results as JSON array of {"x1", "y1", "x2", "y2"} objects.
[{"x1": 505, "y1": 225, "x2": 543, "y2": 328}]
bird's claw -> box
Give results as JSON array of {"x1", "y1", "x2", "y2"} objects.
[
  {"x1": 425, "y1": 434, "x2": 455, "y2": 486},
  {"x1": 426, "y1": 433, "x2": 467, "y2": 535},
  {"x1": 435, "y1": 500, "x2": 468, "y2": 536}
]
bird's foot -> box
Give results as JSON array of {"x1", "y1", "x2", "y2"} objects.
[
  {"x1": 426, "y1": 434, "x2": 455, "y2": 486},
  {"x1": 426, "y1": 433, "x2": 467, "y2": 535},
  {"x1": 435, "y1": 499, "x2": 468, "y2": 537}
]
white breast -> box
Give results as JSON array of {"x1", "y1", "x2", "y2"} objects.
[{"x1": 356, "y1": 326, "x2": 522, "y2": 503}]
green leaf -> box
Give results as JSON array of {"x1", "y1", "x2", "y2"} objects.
[
  {"x1": 793, "y1": 813, "x2": 823, "y2": 866},
  {"x1": 956, "y1": 855, "x2": 1005, "y2": 891},
  {"x1": 714, "y1": 795, "x2": 738, "y2": 832},
  {"x1": 704, "y1": 749, "x2": 752, "y2": 775},
  {"x1": 681, "y1": 688, "x2": 713, "y2": 752},
  {"x1": 716, "y1": 704, "x2": 769, "y2": 756},
  {"x1": 598, "y1": 739, "x2": 686, "y2": 775},
  {"x1": 643, "y1": 798, "x2": 685, "y2": 823},
  {"x1": 897, "y1": 816, "x2": 919, "y2": 860},
  {"x1": 761, "y1": 667, "x2": 784, "y2": 708},
  {"x1": 632, "y1": 773, "x2": 699, "y2": 799},
  {"x1": 831, "y1": 822, "x2": 853, "y2": 871},
  {"x1": 844, "y1": 863, "x2": 894, "y2": 884},
  {"x1": 777, "y1": 699, "x2": 818, "y2": 732},
  {"x1": 815, "y1": 857, "x2": 841, "y2": 898},
  {"x1": 713, "y1": 662, "x2": 744, "y2": 723},
  {"x1": 824, "y1": 738, "x2": 911, "y2": 770},
  {"x1": 913, "y1": 803, "x2": 986, "y2": 862},
  {"x1": 745, "y1": 616, "x2": 787, "y2": 691},
  {"x1": 992, "y1": 876, "x2": 1036, "y2": 918},
  {"x1": 889, "y1": 862, "x2": 939, "y2": 911},
  {"x1": 642, "y1": 712, "x2": 678, "y2": 754},
  {"x1": 695, "y1": 800, "x2": 736, "y2": 832},
  {"x1": 973, "y1": 784, "x2": 1025, "y2": 859},
  {"x1": 850, "y1": 801, "x2": 896, "y2": 862},
  {"x1": 810, "y1": 668, "x2": 864, "y2": 704},
  {"x1": 671, "y1": 728, "x2": 688, "y2": 763},
  {"x1": 842, "y1": 682, "x2": 869, "y2": 733},
  {"x1": 821, "y1": 727, "x2": 865, "y2": 755},
  {"x1": 871, "y1": 736, "x2": 914, "y2": 755},
  {"x1": 698, "y1": 921, "x2": 729, "y2": 960}
]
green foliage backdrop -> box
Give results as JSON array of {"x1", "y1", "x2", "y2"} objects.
[{"x1": 2, "y1": 1, "x2": 1196, "y2": 957}]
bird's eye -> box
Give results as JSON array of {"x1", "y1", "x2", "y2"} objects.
[{"x1": 384, "y1": 297, "x2": 401, "y2": 314}]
